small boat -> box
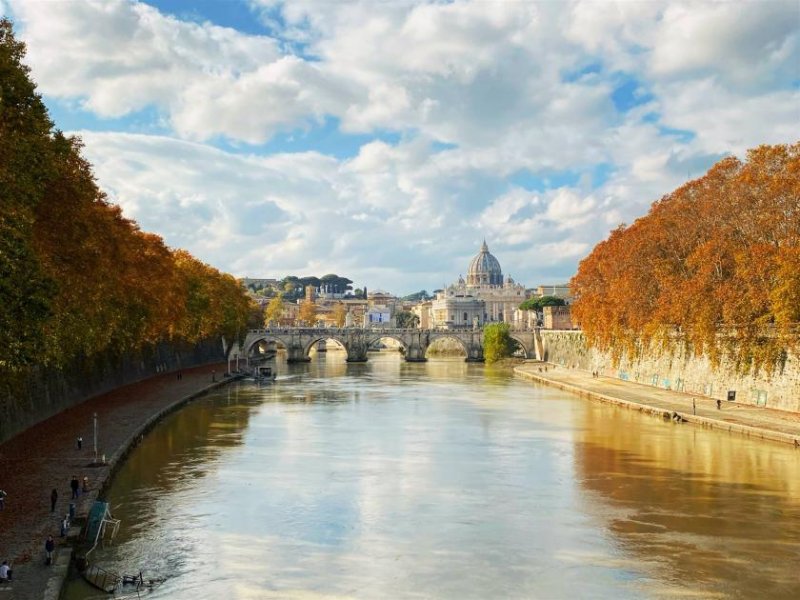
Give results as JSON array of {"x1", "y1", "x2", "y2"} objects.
[{"x1": 255, "y1": 366, "x2": 277, "y2": 381}]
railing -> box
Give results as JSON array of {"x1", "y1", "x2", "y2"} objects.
[
  {"x1": 248, "y1": 326, "x2": 540, "y2": 334},
  {"x1": 83, "y1": 564, "x2": 120, "y2": 593}
]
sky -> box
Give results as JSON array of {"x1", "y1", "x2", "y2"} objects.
[{"x1": 2, "y1": 0, "x2": 798, "y2": 295}]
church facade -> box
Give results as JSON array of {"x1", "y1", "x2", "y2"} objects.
[{"x1": 428, "y1": 241, "x2": 526, "y2": 328}]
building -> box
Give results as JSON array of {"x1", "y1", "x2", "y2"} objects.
[
  {"x1": 362, "y1": 290, "x2": 398, "y2": 327},
  {"x1": 534, "y1": 284, "x2": 572, "y2": 303},
  {"x1": 543, "y1": 305, "x2": 575, "y2": 329},
  {"x1": 430, "y1": 241, "x2": 527, "y2": 328}
]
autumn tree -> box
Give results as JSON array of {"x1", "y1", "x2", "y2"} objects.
[
  {"x1": 264, "y1": 293, "x2": 284, "y2": 326},
  {"x1": 298, "y1": 300, "x2": 318, "y2": 325},
  {"x1": 332, "y1": 303, "x2": 347, "y2": 327},
  {"x1": 570, "y1": 143, "x2": 800, "y2": 372},
  {"x1": 0, "y1": 19, "x2": 254, "y2": 376}
]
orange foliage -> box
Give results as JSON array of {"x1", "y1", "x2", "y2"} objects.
[{"x1": 571, "y1": 143, "x2": 800, "y2": 372}]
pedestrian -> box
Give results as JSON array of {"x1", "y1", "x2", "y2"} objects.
[
  {"x1": 82, "y1": 476, "x2": 89, "y2": 493},
  {"x1": 44, "y1": 536, "x2": 55, "y2": 565},
  {"x1": 212, "y1": 369, "x2": 216, "y2": 382},
  {"x1": 77, "y1": 436, "x2": 82, "y2": 450},
  {"x1": 692, "y1": 397, "x2": 696, "y2": 415},
  {"x1": 70, "y1": 475, "x2": 79, "y2": 499},
  {"x1": 60, "y1": 515, "x2": 69, "y2": 538},
  {"x1": 50, "y1": 488, "x2": 58, "y2": 513},
  {"x1": 0, "y1": 489, "x2": 6, "y2": 511},
  {"x1": 716, "y1": 399, "x2": 722, "y2": 410},
  {"x1": 0, "y1": 560, "x2": 10, "y2": 583}
]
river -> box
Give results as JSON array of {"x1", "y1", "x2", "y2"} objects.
[{"x1": 63, "y1": 352, "x2": 800, "y2": 599}]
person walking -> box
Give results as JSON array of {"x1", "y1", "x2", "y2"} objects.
[
  {"x1": 0, "y1": 489, "x2": 6, "y2": 511},
  {"x1": 692, "y1": 397, "x2": 696, "y2": 415},
  {"x1": 44, "y1": 536, "x2": 55, "y2": 565},
  {"x1": 716, "y1": 399, "x2": 722, "y2": 410},
  {"x1": 70, "y1": 475, "x2": 79, "y2": 499},
  {"x1": 77, "y1": 436, "x2": 83, "y2": 450},
  {"x1": 50, "y1": 488, "x2": 58, "y2": 513},
  {"x1": 0, "y1": 560, "x2": 11, "y2": 583}
]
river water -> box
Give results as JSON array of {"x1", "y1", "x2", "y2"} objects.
[{"x1": 64, "y1": 352, "x2": 800, "y2": 599}]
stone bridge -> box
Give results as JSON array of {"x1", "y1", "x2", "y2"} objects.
[{"x1": 233, "y1": 327, "x2": 543, "y2": 363}]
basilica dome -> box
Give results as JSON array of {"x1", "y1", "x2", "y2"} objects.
[{"x1": 467, "y1": 240, "x2": 503, "y2": 286}]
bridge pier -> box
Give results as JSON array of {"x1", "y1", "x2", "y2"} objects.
[
  {"x1": 464, "y1": 333, "x2": 485, "y2": 362},
  {"x1": 404, "y1": 345, "x2": 428, "y2": 362},
  {"x1": 403, "y1": 331, "x2": 429, "y2": 362},
  {"x1": 344, "y1": 330, "x2": 369, "y2": 362},
  {"x1": 286, "y1": 345, "x2": 310, "y2": 363}
]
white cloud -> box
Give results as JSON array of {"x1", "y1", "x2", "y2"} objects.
[
  {"x1": 650, "y1": 1, "x2": 799, "y2": 88},
  {"x1": 4, "y1": 0, "x2": 796, "y2": 292},
  {"x1": 12, "y1": 0, "x2": 280, "y2": 118}
]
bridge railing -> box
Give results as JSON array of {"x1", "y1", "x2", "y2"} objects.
[{"x1": 247, "y1": 326, "x2": 541, "y2": 335}]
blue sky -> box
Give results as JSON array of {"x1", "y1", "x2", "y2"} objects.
[{"x1": 3, "y1": 0, "x2": 798, "y2": 294}]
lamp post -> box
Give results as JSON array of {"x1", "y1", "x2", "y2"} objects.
[{"x1": 93, "y1": 412, "x2": 98, "y2": 463}]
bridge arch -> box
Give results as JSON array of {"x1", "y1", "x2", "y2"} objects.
[
  {"x1": 302, "y1": 335, "x2": 350, "y2": 360},
  {"x1": 366, "y1": 334, "x2": 410, "y2": 354},
  {"x1": 245, "y1": 335, "x2": 288, "y2": 358},
  {"x1": 426, "y1": 333, "x2": 470, "y2": 357},
  {"x1": 508, "y1": 334, "x2": 531, "y2": 358}
]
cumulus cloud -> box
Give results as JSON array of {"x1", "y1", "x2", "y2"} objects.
[{"x1": 4, "y1": 0, "x2": 798, "y2": 291}]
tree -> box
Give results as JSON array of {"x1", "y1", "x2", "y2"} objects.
[
  {"x1": 333, "y1": 303, "x2": 347, "y2": 327},
  {"x1": 0, "y1": 16, "x2": 255, "y2": 375},
  {"x1": 519, "y1": 295, "x2": 565, "y2": 311},
  {"x1": 0, "y1": 19, "x2": 55, "y2": 370},
  {"x1": 395, "y1": 311, "x2": 419, "y2": 328},
  {"x1": 483, "y1": 323, "x2": 517, "y2": 363},
  {"x1": 264, "y1": 293, "x2": 284, "y2": 326},
  {"x1": 401, "y1": 290, "x2": 431, "y2": 302},
  {"x1": 570, "y1": 143, "x2": 800, "y2": 373},
  {"x1": 299, "y1": 300, "x2": 317, "y2": 325}
]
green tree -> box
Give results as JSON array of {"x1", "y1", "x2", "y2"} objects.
[
  {"x1": 401, "y1": 290, "x2": 431, "y2": 302},
  {"x1": 483, "y1": 323, "x2": 517, "y2": 363},
  {"x1": 0, "y1": 19, "x2": 55, "y2": 369},
  {"x1": 519, "y1": 295, "x2": 565, "y2": 311},
  {"x1": 395, "y1": 311, "x2": 419, "y2": 328}
]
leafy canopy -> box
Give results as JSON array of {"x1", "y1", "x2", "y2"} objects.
[
  {"x1": 570, "y1": 143, "x2": 800, "y2": 373},
  {"x1": 483, "y1": 323, "x2": 518, "y2": 363}
]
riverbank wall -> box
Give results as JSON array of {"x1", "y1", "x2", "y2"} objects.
[
  {"x1": 0, "y1": 362, "x2": 237, "y2": 600},
  {"x1": 0, "y1": 338, "x2": 225, "y2": 444},
  {"x1": 538, "y1": 330, "x2": 800, "y2": 413}
]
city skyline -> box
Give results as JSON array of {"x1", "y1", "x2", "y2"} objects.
[{"x1": 2, "y1": 0, "x2": 797, "y2": 295}]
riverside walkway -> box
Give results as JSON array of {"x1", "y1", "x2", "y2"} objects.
[
  {"x1": 515, "y1": 362, "x2": 800, "y2": 446},
  {"x1": 0, "y1": 362, "x2": 230, "y2": 600}
]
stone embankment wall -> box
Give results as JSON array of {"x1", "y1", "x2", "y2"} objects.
[
  {"x1": 0, "y1": 339, "x2": 225, "y2": 444},
  {"x1": 540, "y1": 330, "x2": 800, "y2": 413}
]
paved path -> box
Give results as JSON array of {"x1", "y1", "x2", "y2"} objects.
[
  {"x1": 0, "y1": 362, "x2": 230, "y2": 599},
  {"x1": 515, "y1": 362, "x2": 800, "y2": 446}
]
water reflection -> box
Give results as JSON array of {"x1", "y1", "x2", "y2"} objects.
[
  {"x1": 64, "y1": 353, "x2": 800, "y2": 600},
  {"x1": 574, "y1": 405, "x2": 800, "y2": 598}
]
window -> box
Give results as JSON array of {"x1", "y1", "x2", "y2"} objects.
[{"x1": 463, "y1": 312, "x2": 468, "y2": 322}]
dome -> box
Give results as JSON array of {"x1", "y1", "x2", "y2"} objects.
[{"x1": 467, "y1": 240, "x2": 503, "y2": 286}]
